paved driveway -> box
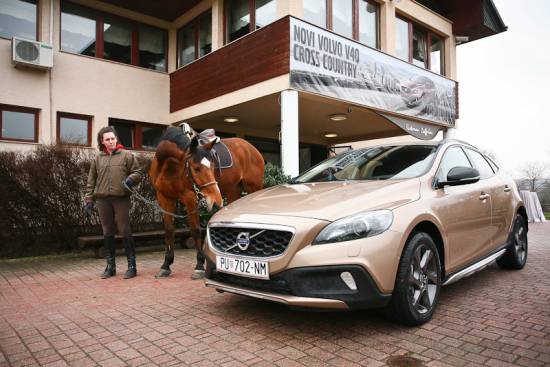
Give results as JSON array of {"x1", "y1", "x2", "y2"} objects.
[{"x1": 1, "y1": 223, "x2": 549, "y2": 367}]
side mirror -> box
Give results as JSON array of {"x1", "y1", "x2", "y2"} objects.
[{"x1": 436, "y1": 166, "x2": 480, "y2": 188}]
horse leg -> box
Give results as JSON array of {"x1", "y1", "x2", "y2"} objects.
[
  {"x1": 156, "y1": 194, "x2": 176, "y2": 278},
  {"x1": 182, "y1": 193, "x2": 205, "y2": 280},
  {"x1": 224, "y1": 184, "x2": 243, "y2": 204}
]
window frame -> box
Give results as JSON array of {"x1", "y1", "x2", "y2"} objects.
[
  {"x1": 60, "y1": 1, "x2": 168, "y2": 72},
  {"x1": 396, "y1": 14, "x2": 445, "y2": 75},
  {"x1": 108, "y1": 118, "x2": 166, "y2": 151},
  {"x1": 0, "y1": 104, "x2": 39, "y2": 143},
  {"x1": 0, "y1": 0, "x2": 39, "y2": 41},
  {"x1": 302, "y1": 0, "x2": 380, "y2": 49},
  {"x1": 56, "y1": 112, "x2": 93, "y2": 147},
  {"x1": 464, "y1": 148, "x2": 496, "y2": 180},
  {"x1": 224, "y1": 0, "x2": 281, "y2": 44},
  {"x1": 176, "y1": 10, "x2": 212, "y2": 69}
]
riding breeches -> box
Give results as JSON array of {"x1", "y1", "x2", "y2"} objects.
[{"x1": 96, "y1": 196, "x2": 132, "y2": 237}]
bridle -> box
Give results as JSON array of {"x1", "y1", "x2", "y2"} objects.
[{"x1": 184, "y1": 157, "x2": 219, "y2": 201}]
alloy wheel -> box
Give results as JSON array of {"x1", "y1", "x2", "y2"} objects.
[
  {"x1": 514, "y1": 221, "x2": 527, "y2": 264},
  {"x1": 408, "y1": 245, "x2": 439, "y2": 314}
]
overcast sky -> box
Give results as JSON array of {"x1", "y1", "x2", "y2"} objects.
[{"x1": 455, "y1": 0, "x2": 550, "y2": 178}]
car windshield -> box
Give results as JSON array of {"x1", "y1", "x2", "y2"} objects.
[{"x1": 293, "y1": 145, "x2": 438, "y2": 183}]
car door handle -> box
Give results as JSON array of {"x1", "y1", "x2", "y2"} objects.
[
  {"x1": 479, "y1": 193, "x2": 490, "y2": 201},
  {"x1": 504, "y1": 185, "x2": 511, "y2": 192}
]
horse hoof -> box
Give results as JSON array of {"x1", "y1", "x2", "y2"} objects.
[
  {"x1": 155, "y1": 269, "x2": 171, "y2": 278},
  {"x1": 191, "y1": 270, "x2": 205, "y2": 280}
]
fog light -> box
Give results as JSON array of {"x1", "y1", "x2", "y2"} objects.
[{"x1": 340, "y1": 272, "x2": 357, "y2": 290}]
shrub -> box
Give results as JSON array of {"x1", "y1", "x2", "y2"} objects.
[
  {"x1": 0, "y1": 145, "x2": 161, "y2": 258},
  {"x1": 263, "y1": 162, "x2": 291, "y2": 188}
]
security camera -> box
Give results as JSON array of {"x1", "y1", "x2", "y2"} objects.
[{"x1": 455, "y1": 36, "x2": 469, "y2": 44}]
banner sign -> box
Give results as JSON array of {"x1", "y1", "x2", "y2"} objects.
[{"x1": 289, "y1": 18, "x2": 457, "y2": 127}]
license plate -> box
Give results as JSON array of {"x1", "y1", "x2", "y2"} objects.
[{"x1": 216, "y1": 255, "x2": 269, "y2": 279}]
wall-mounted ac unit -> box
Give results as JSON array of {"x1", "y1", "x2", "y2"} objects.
[{"x1": 12, "y1": 37, "x2": 53, "y2": 69}]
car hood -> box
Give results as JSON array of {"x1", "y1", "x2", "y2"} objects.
[{"x1": 214, "y1": 179, "x2": 421, "y2": 222}]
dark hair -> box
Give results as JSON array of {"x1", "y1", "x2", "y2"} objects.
[{"x1": 97, "y1": 126, "x2": 119, "y2": 151}]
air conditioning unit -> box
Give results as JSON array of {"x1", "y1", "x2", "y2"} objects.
[{"x1": 12, "y1": 37, "x2": 53, "y2": 69}]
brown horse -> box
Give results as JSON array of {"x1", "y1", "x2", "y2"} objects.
[{"x1": 149, "y1": 130, "x2": 264, "y2": 279}]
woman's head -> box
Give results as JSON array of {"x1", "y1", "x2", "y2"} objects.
[{"x1": 97, "y1": 126, "x2": 119, "y2": 152}]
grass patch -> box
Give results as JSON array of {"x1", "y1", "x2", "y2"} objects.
[{"x1": 545, "y1": 212, "x2": 550, "y2": 220}]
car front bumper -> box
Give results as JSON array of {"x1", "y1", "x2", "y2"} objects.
[{"x1": 205, "y1": 260, "x2": 392, "y2": 310}]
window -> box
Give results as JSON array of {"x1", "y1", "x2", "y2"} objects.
[
  {"x1": 0, "y1": 0, "x2": 37, "y2": 40},
  {"x1": 332, "y1": 0, "x2": 352, "y2": 38},
  {"x1": 57, "y1": 112, "x2": 92, "y2": 146},
  {"x1": 395, "y1": 16, "x2": 445, "y2": 75},
  {"x1": 0, "y1": 104, "x2": 38, "y2": 142},
  {"x1": 303, "y1": 0, "x2": 326, "y2": 28},
  {"x1": 139, "y1": 24, "x2": 167, "y2": 71},
  {"x1": 109, "y1": 119, "x2": 165, "y2": 151},
  {"x1": 436, "y1": 146, "x2": 472, "y2": 183},
  {"x1": 358, "y1": 0, "x2": 377, "y2": 48},
  {"x1": 60, "y1": 1, "x2": 167, "y2": 71},
  {"x1": 225, "y1": 0, "x2": 277, "y2": 43},
  {"x1": 302, "y1": 0, "x2": 379, "y2": 48},
  {"x1": 465, "y1": 149, "x2": 495, "y2": 180},
  {"x1": 177, "y1": 11, "x2": 212, "y2": 68}
]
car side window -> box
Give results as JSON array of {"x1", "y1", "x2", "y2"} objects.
[
  {"x1": 436, "y1": 146, "x2": 472, "y2": 183},
  {"x1": 465, "y1": 149, "x2": 495, "y2": 179}
]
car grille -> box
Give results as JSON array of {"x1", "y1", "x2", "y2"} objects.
[
  {"x1": 209, "y1": 227, "x2": 293, "y2": 257},
  {"x1": 210, "y1": 270, "x2": 292, "y2": 295}
]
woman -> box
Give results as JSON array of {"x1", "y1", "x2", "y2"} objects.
[{"x1": 85, "y1": 126, "x2": 142, "y2": 279}]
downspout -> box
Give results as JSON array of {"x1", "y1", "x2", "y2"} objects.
[{"x1": 49, "y1": 0, "x2": 55, "y2": 145}]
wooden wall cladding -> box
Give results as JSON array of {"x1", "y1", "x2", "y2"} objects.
[{"x1": 170, "y1": 16, "x2": 290, "y2": 113}]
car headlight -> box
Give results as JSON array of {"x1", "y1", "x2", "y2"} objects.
[{"x1": 313, "y1": 210, "x2": 393, "y2": 245}]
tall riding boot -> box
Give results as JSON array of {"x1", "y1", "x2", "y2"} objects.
[
  {"x1": 101, "y1": 236, "x2": 116, "y2": 278},
  {"x1": 123, "y1": 237, "x2": 137, "y2": 279}
]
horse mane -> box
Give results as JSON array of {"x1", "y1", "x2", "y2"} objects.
[{"x1": 154, "y1": 140, "x2": 185, "y2": 177}]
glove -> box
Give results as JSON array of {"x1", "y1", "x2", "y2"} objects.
[
  {"x1": 123, "y1": 177, "x2": 135, "y2": 189},
  {"x1": 84, "y1": 202, "x2": 94, "y2": 217}
]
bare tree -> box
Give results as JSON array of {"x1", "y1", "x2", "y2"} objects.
[{"x1": 521, "y1": 162, "x2": 549, "y2": 192}]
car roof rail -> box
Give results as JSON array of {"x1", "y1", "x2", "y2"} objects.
[{"x1": 438, "y1": 139, "x2": 479, "y2": 150}]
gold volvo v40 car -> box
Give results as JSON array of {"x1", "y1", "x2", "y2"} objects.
[{"x1": 204, "y1": 140, "x2": 528, "y2": 325}]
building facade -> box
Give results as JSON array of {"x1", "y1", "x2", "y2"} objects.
[{"x1": 0, "y1": 0, "x2": 506, "y2": 175}]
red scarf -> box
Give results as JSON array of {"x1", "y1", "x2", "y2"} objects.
[{"x1": 102, "y1": 144, "x2": 125, "y2": 153}]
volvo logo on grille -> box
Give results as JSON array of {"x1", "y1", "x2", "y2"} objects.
[{"x1": 236, "y1": 232, "x2": 250, "y2": 251}]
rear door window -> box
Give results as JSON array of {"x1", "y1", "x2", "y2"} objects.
[{"x1": 465, "y1": 149, "x2": 495, "y2": 180}]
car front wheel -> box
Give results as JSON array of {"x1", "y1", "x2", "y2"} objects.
[
  {"x1": 497, "y1": 214, "x2": 528, "y2": 270},
  {"x1": 386, "y1": 232, "x2": 442, "y2": 326}
]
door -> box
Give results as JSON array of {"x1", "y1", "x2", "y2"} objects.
[
  {"x1": 432, "y1": 146, "x2": 494, "y2": 272},
  {"x1": 465, "y1": 148, "x2": 511, "y2": 249}
]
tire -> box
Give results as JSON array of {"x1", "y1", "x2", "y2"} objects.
[
  {"x1": 386, "y1": 232, "x2": 442, "y2": 326},
  {"x1": 497, "y1": 215, "x2": 528, "y2": 270}
]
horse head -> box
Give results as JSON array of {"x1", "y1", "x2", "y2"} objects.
[{"x1": 186, "y1": 135, "x2": 223, "y2": 212}]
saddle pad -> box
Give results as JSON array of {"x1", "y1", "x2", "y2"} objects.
[{"x1": 212, "y1": 141, "x2": 233, "y2": 169}]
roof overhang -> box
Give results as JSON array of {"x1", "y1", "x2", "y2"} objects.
[{"x1": 439, "y1": 0, "x2": 507, "y2": 43}]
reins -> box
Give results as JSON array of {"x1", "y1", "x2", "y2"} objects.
[{"x1": 123, "y1": 181, "x2": 198, "y2": 219}]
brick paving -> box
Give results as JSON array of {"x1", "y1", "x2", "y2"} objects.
[{"x1": 1, "y1": 223, "x2": 549, "y2": 367}]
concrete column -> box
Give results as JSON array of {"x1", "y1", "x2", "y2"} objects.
[
  {"x1": 277, "y1": 0, "x2": 303, "y2": 18},
  {"x1": 168, "y1": 28, "x2": 177, "y2": 73},
  {"x1": 444, "y1": 36, "x2": 457, "y2": 80},
  {"x1": 379, "y1": 0, "x2": 395, "y2": 55},
  {"x1": 212, "y1": 0, "x2": 224, "y2": 50},
  {"x1": 280, "y1": 90, "x2": 300, "y2": 177}
]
